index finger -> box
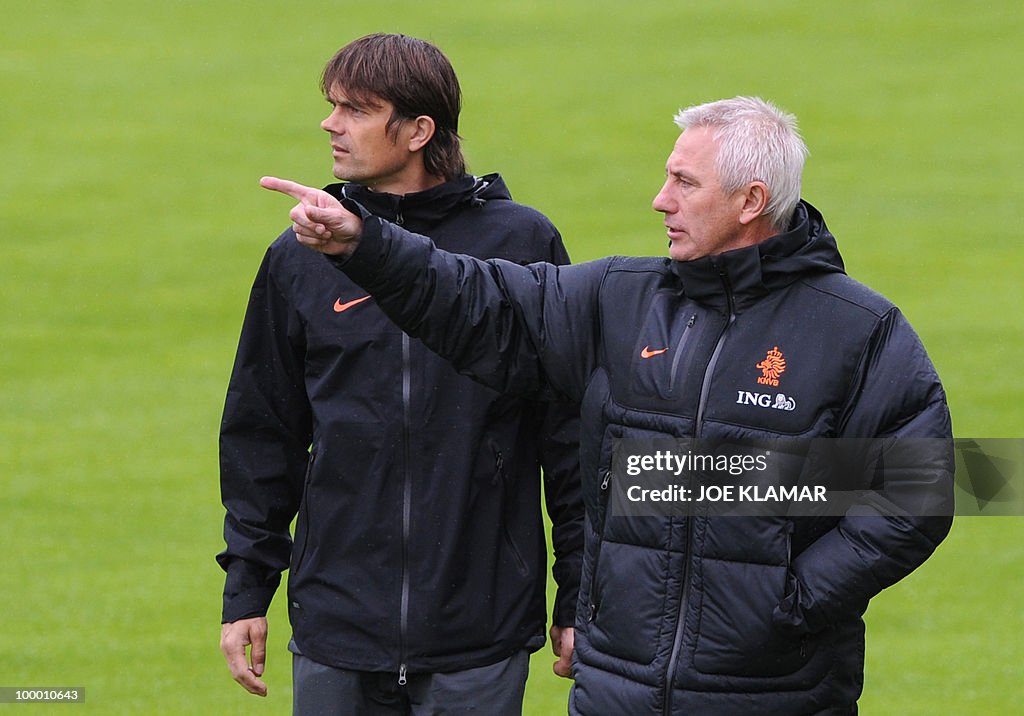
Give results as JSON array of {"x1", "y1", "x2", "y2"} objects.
[
  {"x1": 226, "y1": 644, "x2": 267, "y2": 696},
  {"x1": 260, "y1": 175, "x2": 316, "y2": 201}
]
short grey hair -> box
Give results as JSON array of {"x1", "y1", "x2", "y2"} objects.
[{"x1": 674, "y1": 96, "x2": 809, "y2": 230}]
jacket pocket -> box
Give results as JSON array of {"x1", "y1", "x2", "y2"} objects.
[
  {"x1": 692, "y1": 524, "x2": 815, "y2": 677},
  {"x1": 491, "y1": 441, "x2": 529, "y2": 577},
  {"x1": 291, "y1": 451, "x2": 316, "y2": 575},
  {"x1": 588, "y1": 538, "x2": 672, "y2": 665}
]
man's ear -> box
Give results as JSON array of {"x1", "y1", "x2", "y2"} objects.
[
  {"x1": 738, "y1": 181, "x2": 769, "y2": 226},
  {"x1": 407, "y1": 116, "x2": 436, "y2": 152}
]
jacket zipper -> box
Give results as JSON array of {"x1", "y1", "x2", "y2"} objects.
[
  {"x1": 669, "y1": 313, "x2": 698, "y2": 389},
  {"x1": 586, "y1": 467, "x2": 614, "y2": 625},
  {"x1": 398, "y1": 332, "x2": 412, "y2": 686},
  {"x1": 394, "y1": 200, "x2": 410, "y2": 686},
  {"x1": 496, "y1": 450, "x2": 530, "y2": 576},
  {"x1": 695, "y1": 271, "x2": 735, "y2": 432},
  {"x1": 292, "y1": 451, "x2": 317, "y2": 576},
  {"x1": 783, "y1": 522, "x2": 809, "y2": 659},
  {"x1": 395, "y1": 195, "x2": 405, "y2": 227},
  {"x1": 663, "y1": 268, "x2": 736, "y2": 716}
]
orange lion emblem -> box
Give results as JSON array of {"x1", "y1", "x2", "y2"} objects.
[{"x1": 756, "y1": 346, "x2": 786, "y2": 387}]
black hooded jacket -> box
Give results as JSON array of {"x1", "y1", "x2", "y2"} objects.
[
  {"x1": 217, "y1": 174, "x2": 584, "y2": 675},
  {"x1": 328, "y1": 200, "x2": 954, "y2": 714}
]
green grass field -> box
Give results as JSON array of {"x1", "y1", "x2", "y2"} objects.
[{"x1": 2, "y1": 1, "x2": 1022, "y2": 713}]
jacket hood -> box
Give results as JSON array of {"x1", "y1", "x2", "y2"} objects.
[
  {"x1": 324, "y1": 173, "x2": 511, "y2": 230},
  {"x1": 670, "y1": 200, "x2": 845, "y2": 313}
]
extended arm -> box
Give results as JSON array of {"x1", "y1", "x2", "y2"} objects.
[{"x1": 260, "y1": 175, "x2": 607, "y2": 401}]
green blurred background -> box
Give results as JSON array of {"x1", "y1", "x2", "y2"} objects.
[{"x1": 2, "y1": 1, "x2": 1021, "y2": 713}]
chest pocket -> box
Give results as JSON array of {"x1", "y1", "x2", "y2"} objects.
[{"x1": 626, "y1": 294, "x2": 720, "y2": 415}]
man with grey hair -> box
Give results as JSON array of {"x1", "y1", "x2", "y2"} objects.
[{"x1": 260, "y1": 95, "x2": 953, "y2": 714}]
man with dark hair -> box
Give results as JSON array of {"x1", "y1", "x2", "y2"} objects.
[
  {"x1": 319, "y1": 33, "x2": 465, "y2": 182},
  {"x1": 217, "y1": 34, "x2": 583, "y2": 715},
  {"x1": 261, "y1": 96, "x2": 954, "y2": 714}
]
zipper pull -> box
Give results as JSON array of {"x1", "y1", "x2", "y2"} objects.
[
  {"x1": 687, "y1": 314, "x2": 696, "y2": 327},
  {"x1": 600, "y1": 470, "x2": 611, "y2": 491},
  {"x1": 398, "y1": 663, "x2": 407, "y2": 686},
  {"x1": 493, "y1": 450, "x2": 505, "y2": 486}
]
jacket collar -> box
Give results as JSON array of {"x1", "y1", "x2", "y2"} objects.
[
  {"x1": 324, "y1": 173, "x2": 511, "y2": 230},
  {"x1": 669, "y1": 201, "x2": 846, "y2": 314}
]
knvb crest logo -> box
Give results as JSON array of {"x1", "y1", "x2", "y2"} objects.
[{"x1": 756, "y1": 346, "x2": 786, "y2": 387}]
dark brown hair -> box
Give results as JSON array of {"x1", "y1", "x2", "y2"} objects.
[{"x1": 321, "y1": 34, "x2": 466, "y2": 180}]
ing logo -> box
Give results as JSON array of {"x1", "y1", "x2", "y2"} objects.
[{"x1": 756, "y1": 346, "x2": 786, "y2": 387}]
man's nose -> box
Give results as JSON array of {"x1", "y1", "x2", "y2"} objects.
[
  {"x1": 321, "y1": 110, "x2": 343, "y2": 134},
  {"x1": 652, "y1": 182, "x2": 672, "y2": 212}
]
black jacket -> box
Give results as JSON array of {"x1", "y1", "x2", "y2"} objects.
[
  {"x1": 330, "y1": 200, "x2": 954, "y2": 714},
  {"x1": 217, "y1": 174, "x2": 584, "y2": 675}
]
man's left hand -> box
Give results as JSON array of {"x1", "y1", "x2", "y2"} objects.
[
  {"x1": 260, "y1": 176, "x2": 363, "y2": 257},
  {"x1": 550, "y1": 625, "x2": 575, "y2": 679}
]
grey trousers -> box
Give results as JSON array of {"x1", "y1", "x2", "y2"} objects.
[{"x1": 291, "y1": 648, "x2": 530, "y2": 716}]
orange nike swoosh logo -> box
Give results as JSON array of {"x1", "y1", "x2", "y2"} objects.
[
  {"x1": 333, "y1": 295, "x2": 372, "y2": 313},
  {"x1": 641, "y1": 346, "x2": 669, "y2": 358}
]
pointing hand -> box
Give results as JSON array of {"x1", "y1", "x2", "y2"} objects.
[{"x1": 260, "y1": 176, "x2": 363, "y2": 256}]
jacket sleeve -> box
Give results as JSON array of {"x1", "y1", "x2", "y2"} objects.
[
  {"x1": 216, "y1": 242, "x2": 313, "y2": 623},
  {"x1": 537, "y1": 398, "x2": 584, "y2": 627},
  {"x1": 534, "y1": 229, "x2": 585, "y2": 628},
  {"x1": 774, "y1": 308, "x2": 954, "y2": 635},
  {"x1": 331, "y1": 213, "x2": 609, "y2": 403}
]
